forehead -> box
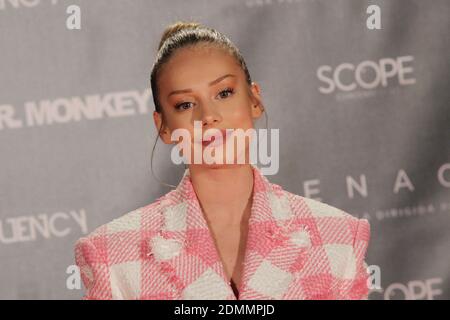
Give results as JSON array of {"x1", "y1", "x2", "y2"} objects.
[{"x1": 158, "y1": 45, "x2": 243, "y2": 91}]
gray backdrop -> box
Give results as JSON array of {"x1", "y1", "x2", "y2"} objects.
[{"x1": 0, "y1": 0, "x2": 449, "y2": 300}]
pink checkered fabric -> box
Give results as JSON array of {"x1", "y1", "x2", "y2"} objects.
[{"x1": 74, "y1": 164, "x2": 370, "y2": 300}]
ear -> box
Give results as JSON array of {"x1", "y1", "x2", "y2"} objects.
[
  {"x1": 153, "y1": 111, "x2": 173, "y2": 144},
  {"x1": 249, "y1": 82, "x2": 264, "y2": 120}
]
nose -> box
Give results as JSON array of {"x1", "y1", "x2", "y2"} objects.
[{"x1": 200, "y1": 102, "x2": 221, "y2": 128}]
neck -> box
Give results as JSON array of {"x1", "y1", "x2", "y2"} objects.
[{"x1": 188, "y1": 164, "x2": 254, "y2": 226}]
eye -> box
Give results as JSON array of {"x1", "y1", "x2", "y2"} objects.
[
  {"x1": 174, "y1": 102, "x2": 194, "y2": 111},
  {"x1": 174, "y1": 88, "x2": 234, "y2": 111},
  {"x1": 217, "y1": 87, "x2": 235, "y2": 99}
]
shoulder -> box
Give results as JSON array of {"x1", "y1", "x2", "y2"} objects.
[
  {"x1": 280, "y1": 188, "x2": 371, "y2": 298},
  {"x1": 74, "y1": 193, "x2": 170, "y2": 253},
  {"x1": 281, "y1": 188, "x2": 370, "y2": 245},
  {"x1": 283, "y1": 188, "x2": 351, "y2": 219},
  {"x1": 73, "y1": 193, "x2": 177, "y2": 299}
]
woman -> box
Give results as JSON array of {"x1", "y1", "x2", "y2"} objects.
[{"x1": 74, "y1": 21, "x2": 371, "y2": 300}]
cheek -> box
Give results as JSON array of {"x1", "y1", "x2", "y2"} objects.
[
  {"x1": 225, "y1": 101, "x2": 254, "y2": 127},
  {"x1": 167, "y1": 117, "x2": 193, "y2": 135}
]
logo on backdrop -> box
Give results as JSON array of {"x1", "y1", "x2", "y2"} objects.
[
  {"x1": 369, "y1": 277, "x2": 443, "y2": 300},
  {"x1": 304, "y1": 162, "x2": 449, "y2": 222},
  {"x1": 317, "y1": 55, "x2": 416, "y2": 100},
  {"x1": 0, "y1": 209, "x2": 88, "y2": 244},
  {"x1": 0, "y1": 0, "x2": 59, "y2": 10},
  {"x1": 0, "y1": 89, "x2": 152, "y2": 130},
  {"x1": 304, "y1": 163, "x2": 449, "y2": 201}
]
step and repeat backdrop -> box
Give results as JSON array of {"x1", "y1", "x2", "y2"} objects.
[{"x1": 0, "y1": 0, "x2": 449, "y2": 299}]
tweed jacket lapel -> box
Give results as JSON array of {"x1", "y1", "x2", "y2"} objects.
[{"x1": 146, "y1": 164, "x2": 312, "y2": 300}]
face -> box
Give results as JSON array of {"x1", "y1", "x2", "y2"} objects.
[{"x1": 153, "y1": 44, "x2": 264, "y2": 169}]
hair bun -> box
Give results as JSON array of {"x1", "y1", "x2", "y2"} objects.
[{"x1": 158, "y1": 21, "x2": 203, "y2": 51}]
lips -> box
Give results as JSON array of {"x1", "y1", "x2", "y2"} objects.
[{"x1": 202, "y1": 129, "x2": 231, "y2": 147}]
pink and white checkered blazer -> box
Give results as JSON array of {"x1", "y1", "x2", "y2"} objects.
[{"x1": 74, "y1": 164, "x2": 370, "y2": 300}]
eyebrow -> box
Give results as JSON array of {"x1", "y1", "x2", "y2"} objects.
[{"x1": 167, "y1": 74, "x2": 236, "y2": 99}]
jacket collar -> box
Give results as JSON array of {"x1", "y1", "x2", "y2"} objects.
[{"x1": 146, "y1": 163, "x2": 312, "y2": 300}]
